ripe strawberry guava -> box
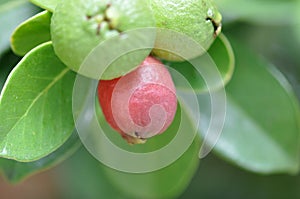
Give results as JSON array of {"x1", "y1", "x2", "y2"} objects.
[{"x1": 98, "y1": 56, "x2": 177, "y2": 144}]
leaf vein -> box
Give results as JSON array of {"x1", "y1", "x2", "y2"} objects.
[{"x1": 5, "y1": 68, "x2": 70, "y2": 136}]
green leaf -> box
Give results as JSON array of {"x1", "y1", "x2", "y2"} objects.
[
  {"x1": 200, "y1": 40, "x2": 300, "y2": 174},
  {"x1": 209, "y1": 34, "x2": 235, "y2": 85},
  {"x1": 0, "y1": 42, "x2": 76, "y2": 162},
  {"x1": 11, "y1": 10, "x2": 52, "y2": 56},
  {"x1": 0, "y1": 130, "x2": 81, "y2": 183},
  {"x1": 96, "y1": 101, "x2": 200, "y2": 199},
  {"x1": 214, "y1": 0, "x2": 298, "y2": 26},
  {"x1": 166, "y1": 33, "x2": 235, "y2": 93},
  {"x1": 0, "y1": 0, "x2": 40, "y2": 55},
  {"x1": 30, "y1": 0, "x2": 58, "y2": 12}
]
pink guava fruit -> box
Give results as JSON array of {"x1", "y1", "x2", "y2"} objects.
[{"x1": 98, "y1": 56, "x2": 177, "y2": 144}]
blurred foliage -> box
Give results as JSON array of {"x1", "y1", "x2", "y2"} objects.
[
  {"x1": 214, "y1": 0, "x2": 299, "y2": 26},
  {"x1": 0, "y1": 0, "x2": 40, "y2": 55},
  {"x1": 1, "y1": 0, "x2": 300, "y2": 198},
  {"x1": 54, "y1": 148, "x2": 300, "y2": 199},
  {"x1": 180, "y1": 154, "x2": 300, "y2": 199},
  {"x1": 200, "y1": 38, "x2": 300, "y2": 174},
  {"x1": 55, "y1": 137, "x2": 199, "y2": 199},
  {"x1": 0, "y1": 49, "x2": 20, "y2": 88}
]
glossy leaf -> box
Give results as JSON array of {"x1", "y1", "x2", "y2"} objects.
[
  {"x1": 11, "y1": 10, "x2": 52, "y2": 56},
  {"x1": 96, "y1": 101, "x2": 200, "y2": 199},
  {"x1": 30, "y1": 0, "x2": 58, "y2": 12},
  {"x1": 0, "y1": 42, "x2": 76, "y2": 162},
  {"x1": 214, "y1": 0, "x2": 298, "y2": 25},
  {"x1": 0, "y1": 130, "x2": 81, "y2": 183},
  {"x1": 166, "y1": 33, "x2": 235, "y2": 93},
  {"x1": 199, "y1": 40, "x2": 300, "y2": 174},
  {"x1": 0, "y1": 0, "x2": 40, "y2": 55}
]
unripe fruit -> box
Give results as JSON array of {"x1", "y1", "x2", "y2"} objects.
[
  {"x1": 98, "y1": 56, "x2": 177, "y2": 144},
  {"x1": 150, "y1": 0, "x2": 222, "y2": 61},
  {"x1": 51, "y1": 0, "x2": 155, "y2": 80}
]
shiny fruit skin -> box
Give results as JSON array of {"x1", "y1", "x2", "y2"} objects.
[{"x1": 98, "y1": 56, "x2": 177, "y2": 144}]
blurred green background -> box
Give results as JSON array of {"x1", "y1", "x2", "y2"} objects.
[
  {"x1": 1, "y1": 0, "x2": 300, "y2": 198},
  {"x1": 2, "y1": 147, "x2": 300, "y2": 199}
]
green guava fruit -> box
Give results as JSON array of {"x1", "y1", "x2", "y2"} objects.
[
  {"x1": 98, "y1": 56, "x2": 177, "y2": 144},
  {"x1": 150, "y1": 0, "x2": 222, "y2": 61},
  {"x1": 51, "y1": 0, "x2": 155, "y2": 80}
]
